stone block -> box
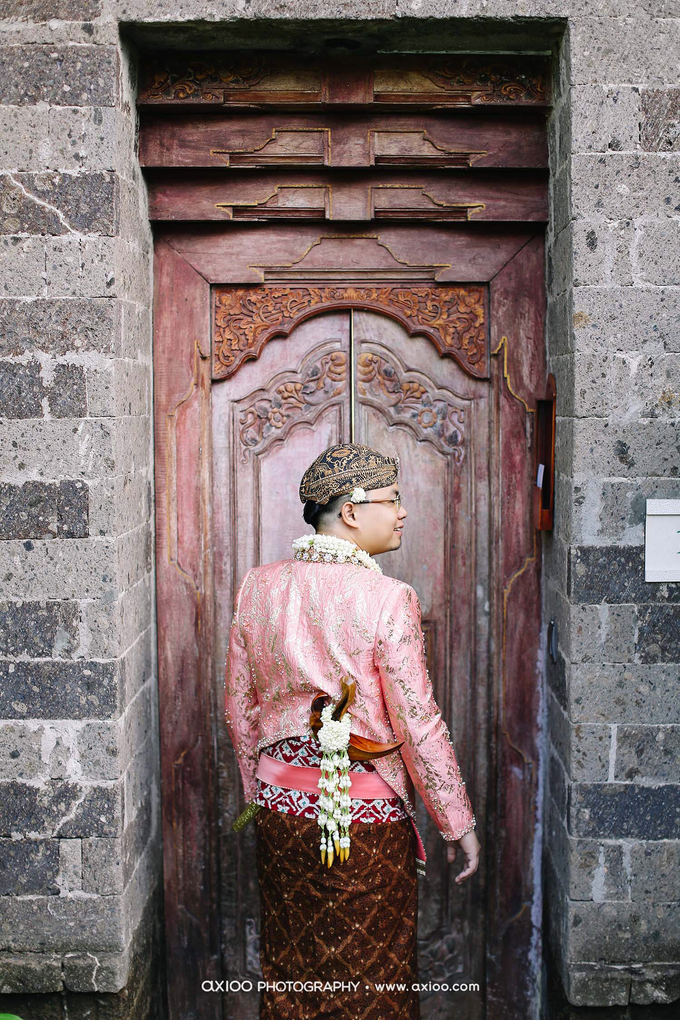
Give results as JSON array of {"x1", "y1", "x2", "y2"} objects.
[
  {"x1": 570, "y1": 663, "x2": 680, "y2": 724},
  {"x1": 0, "y1": 45, "x2": 117, "y2": 106},
  {"x1": 0, "y1": 659, "x2": 119, "y2": 719},
  {"x1": 0, "y1": 359, "x2": 44, "y2": 417},
  {"x1": 47, "y1": 105, "x2": 118, "y2": 171},
  {"x1": 5, "y1": 0, "x2": 103, "y2": 22},
  {"x1": 637, "y1": 604, "x2": 680, "y2": 663},
  {"x1": 579, "y1": 478, "x2": 680, "y2": 546},
  {"x1": 569, "y1": 782, "x2": 680, "y2": 839},
  {"x1": 58, "y1": 837, "x2": 82, "y2": 893},
  {"x1": 82, "y1": 836, "x2": 124, "y2": 895},
  {"x1": 78, "y1": 573, "x2": 152, "y2": 660},
  {"x1": 0, "y1": 297, "x2": 119, "y2": 357},
  {"x1": 0, "y1": 170, "x2": 117, "y2": 235},
  {"x1": 572, "y1": 219, "x2": 633, "y2": 287},
  {"x1": 62, "y1": 946, "x2": 131, "y2": 994},
  {"x1": 615, "y1": 724, "x2": 680, "y2": 781},
  {"x1": 570, "y1": 544, "x2": 680, "y2": 603},
  {"x1": 572, "y1": 420, "x2": 680, "y2": 479},
  {"x1": 0, "y1": 236, "x2": 46, "y2": 296},
  {"x1": 547, "y1": 222, "x2": 573, "y2": 295},
  {"x1": 0, "y1": 837, "x2": 60, "y2": 895},
  {"x1": 569, "y1": 603, "x2": 636, "y2": 663},
  {"x1": 630, "y1": 964, "x2": 680, "y2": 1005},
  {"x1": 641, "y1": 88, "x2": 680, "y2": 151},
  {"x1": 549, "y1": 746, "x2": 569, "y2": 819},
  {"x1": 0, "y1": 892, "x2": 126, "y2": 953},
  {"x1": 546, "y1": 288, "x2": 571, "y2": 357},
  {"x1": 570, "y1": 723, "x2": 612, "y2": 782},
  {"x1": 0, "y1": 536, "x2": 118, "y2": 599},
  {"x1": 630, "y1": 841, "x2": 680, "y2": 901},
  {"x1": 570, "y1": 17, "x2": 680, "y2": 87},
  {"x1": 45, "y1": 234, "x2": 116, "y2": 298},
  {"x1": 0, "y1": 105, "x2": 49, "y2": 170},
  {"x1": 572, "y1": 153, "x2": 680, "y2": 219},
  {"x1": 0, "y1": 479, "x2": 89, "y2": 540},
  {"x1": 0, "y1": 722, "x2": 44, "y2": 780},
  {"x1": 0, "y1": 418, "x2": 117, "y2": 482},
  {"x1": 116, "y1": 522, "x2": 153, "y2": 591},
  {"x1": 0, "y1": 778, "x2": 122, "y2": 838},
  {"x1": 120, "y1": 299, "x2": 152, "y2": 360},
  {"x1": 636, "y1": 219, "x2": 680, "y2": 284},
  {"x1": 48, "y1": 363, "x2": 88, "y2": 418},
  {"x1": 571, "y1": 85, "x2": 641, "y2": 153},
  {"x1": 0, "y1": 951, "x2": 63, "y2": 994},
  {"x1": 567, "y1": 899, "x2": 680, "y2": 964},
  {"x1": 89, "y1": 470, "x2": 152, "y2": 538},
  {"x1": 572, "y1": 285, "x2": 680, "y2": 356},
  {"x1": 564, "y1": 965, "x2": 631, "y2": 1007},
  {"x1": 572, "y1": 351, "x2": 680, "y2": 421},
  {"x1": 85, "y1": 357, "x2": 151, "y2": 418}
]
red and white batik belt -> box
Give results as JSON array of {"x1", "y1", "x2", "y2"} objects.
[{"x1": 256, "y1": 751, "x2": 427, "y2": 877}]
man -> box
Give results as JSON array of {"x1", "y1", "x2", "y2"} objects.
[{"x1": 225, "y1": 442, "x2": 480, "y2": 1019}]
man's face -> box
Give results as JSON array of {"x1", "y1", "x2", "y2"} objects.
[{"x1": 341, "y1": 482, "x2": 408, "y2": 556}]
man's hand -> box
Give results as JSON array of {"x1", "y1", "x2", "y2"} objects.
[{"x1": 446, "y1": 829, "x2": 481, "y2": 884}]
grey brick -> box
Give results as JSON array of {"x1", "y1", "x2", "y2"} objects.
[
  {"x1": 641, "y1": 88, "x2": 680, "y2": 151},
  {"x1": 0, "y1": 951, "x2": 63, "y2": 993},
  {"x1": 571, "y1": 18, "x2": 680, "y2": 87},
  {"x1": 0, "y1": 479, "x2": 88, "y2": 540},
  {"x1": 630, "y1": 842, "x2": 680, "y2": 901},
  {"x1": 568, "y1": 899, "x2": 680, "y2": 964},
  {"x1": 0, "y1": 779, "x2": 122, "y2": 838},
  {"x1": 0, "y1": 360, "x2": 44, "y2": 417},
  {"x1": 2, "y1": 0, "x2": 103, "y2": 21},
  {"x1": 572, "y1": 219, "x2": 633, "y2": 287},
  {"x1": 636, "y1": 219, "x2": 680, "y2": 285},
  {"x1": 572, "y1": 153, "x2": 680, "y2": 219},
  {"x1": 0, "y1": 893, "x2": 126, "y2": 953},
  {"x1": 572, "y1": 286, "x2": 680, "y2": 356},
  {"x1": 47, "y1": 106, "x2": 118, "y2": 172},
  {"x1": 637, "y1": 604, "x2": 680, "y2": 663},
  {"x1": 0, "y1": 236, "x2": 44, "y2": 295},
  {"x1": 616, "y1": 725, "x2": 680, "y2": 782},
  {"x1": 0, "y1": 105, "x2": 48, "y2": 170},
  {"x1": 573, "y1": 420, "x2": 680, "y2": 479},
  {"x1": 570, "y1": 545, "x2": 680, "y2": 604},
  {"x1": 0, "y1": 659, "x2": 118, "y2": 719},
  {"x1": 0, "y1": 838, "x2": 60, "y2": 895},
  {"x1": 570, "y1": 664, "x2": 680, "y2": 725},
  {"x1": 0, "y1": 722, "x2": 44, "y2": 780},
  {"x1": 0, "y1": 537, "x2": 117, "y2": 600},
  {"x1": 0, "y1": 171, "x2": 118, "y2": 236},
  {"x1": 48, "y1": 363, "x2": 87, "y2": 418},
  {"x1": 0, "y1": 600, "x2": 78, "y2": 657},
  {"x1": 0, "y1": 298, "x2": 118, "y2": 357},
  {"x1": 569, "y1": 782, "x2": 680, "y2": 839},
  {"x1": 571, "y1": 86, "x2": 641, "y2": 154},
  {"x1": 0, "y1": 45, "x2": 117, "y2": 107}
]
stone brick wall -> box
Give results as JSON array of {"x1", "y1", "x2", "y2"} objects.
[
  {"x1": 0, "y1": 1, "x2": 678, "y2": 1017},
  {"x1": 0, "y1": 7, "x2": 162, "y2": 1015}
]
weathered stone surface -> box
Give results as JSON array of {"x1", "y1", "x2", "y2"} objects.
[
  {"x1": 85, "y1": 358, "x2": 151, "y2": 418},
  {"x1": 0, "y1": 893, "x2": 126, "y2": 953},
  {"x1": 82, "y1": 836, "x2": 124, "y2": 895},
  {"x1": 631, "y1": 842, "x2": 680, "y2": 901},
  {"x1": 0, "y1": 779, "x2": 122, "y2": 837},
  {"x1": 567, "y1": 899, "x2": 680, "y2": 964},
  {"x1": 0, "y1": 359, "x2": 44, "y2": 417},
  {"x1": 570, "y1": 17, "x2": 680, "y2": 86},
  {"x1": 572, "y1": 477, "x2": 680, "y2": 547},
  {"x1": 636, "y1": 219, "x2": 680, "y2": 285},
  {"x1": 0, "y1": 297, "x2": 118, "y2": 356},
  {"x1": 569, "y1": 782, "x2": 680, "y2": 839},
  {"x1": 0, "y1": 45, "x2": 117, "y2": 106},
  {"x1": 616, "y1": 725, "x2": 680, "y2": 782},
  {"x1": 571, "y1": 85, "x2": 640, "y2": 153},
  {"x1": 572, "y1": 218, "x2": 633, "y2": 287},
  {"x1": 0, "y1": 722, "x2": 44, "y2": 779},
  {"x1": 2, "y1": 0, "x2": 103, "y2": 20},
  {"x1": 0, "y1": 536, "x2": 118, "y2": 599},
  {"x1": 572, "y1": 153, "x2": 680, "y2": 219},
  {"x1": 570, "y1": 663, "x2": 680, "y2": 724},
  {"x1": 573, "y1": 420, "x2": 680, "y2": 479},
  {"x1": 572, "y1": 286, "x2": 680, "y2": 355},
  {"x1": 0, "y1": 595, "x2": 81, "y2": 660},
  {"x1": 0, "y1": 837, "x2": 60, "y2": 895},
  {"x1": 0, "y1": 171, "x2": 117, "y2": 235},
  {"x1": 641, "y1": 88, "x2": 680, "y2": 151},
  {"x1": 0, "y1": 951, "x2": 63, "y2": 994},
  {"x1": 0, "y1": 480, "x2": 89, "y2": 540},
  {"x1": 568, "y1": 603, "x2": 636, "y2": 662},
  {"x1": 0, "y1": 105, "x2": 48, "y2": 170},
  {"x1": 0, "y1": 659, "x2": 118, "y2": 719},
  {"x1": 570, "y1": 545, "x2": 680, "y2": 603},
  {"x1": 47, "y1": 105, "x2": 119, "y2": 171},
  {"x1": 637, "y1": 604, "x2": 680, "y2": 663}
]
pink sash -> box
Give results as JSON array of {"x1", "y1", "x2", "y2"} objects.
[{"x1": 256, "y1": 752, "x2": 427, "y2": 876}]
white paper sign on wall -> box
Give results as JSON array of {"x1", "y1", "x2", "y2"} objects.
[{"x1": 645, "y1": 499, "x2": 680, "y2": 582}]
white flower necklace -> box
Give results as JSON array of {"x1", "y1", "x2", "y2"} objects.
[
  {"x1": 291, "y1": 532, "x2": 383, "y2": 574},
  {"x1": 316, "y1": 703, "x2": 352, "y2": 866}
]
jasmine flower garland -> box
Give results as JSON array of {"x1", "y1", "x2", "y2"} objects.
[
  {"x1": 291, "y1": 532, "x2": 383, "y2": 574},
  {"x1": 316, "y1": 702, "x2": 352, "y2": 866}
]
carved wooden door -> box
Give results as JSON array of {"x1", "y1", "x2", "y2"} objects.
[{"x1": 142, "y1": 52, "x2": 550, "y2": 1020}]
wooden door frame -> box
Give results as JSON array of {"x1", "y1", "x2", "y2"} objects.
[{"x1": 143, "y1": 51, "x2": 550, "y2": 1020}]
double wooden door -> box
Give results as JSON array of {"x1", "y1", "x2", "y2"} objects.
[{"x1": 142, "y1": 52, "x2": 550, "y2": 1020}]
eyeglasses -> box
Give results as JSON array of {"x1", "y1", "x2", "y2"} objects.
[{"x1": 337, "y1": 494, "x2": 401, "y2": 517}]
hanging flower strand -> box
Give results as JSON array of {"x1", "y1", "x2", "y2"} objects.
[{"x1": 317, "y1": 702, "x2": 352, "y2": 866}]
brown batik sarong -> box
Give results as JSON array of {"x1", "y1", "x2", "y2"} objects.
[{"x1": 255, "y1": 806, "x2": 420, "y2": 1020}]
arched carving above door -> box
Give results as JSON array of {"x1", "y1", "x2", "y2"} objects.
[{"x1": 213, "y1": 284, "x2": 488, "y2": 381}]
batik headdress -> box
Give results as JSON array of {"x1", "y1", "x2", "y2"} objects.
[{"x1": 299, "y1": 443, "x2": 400, "y2": 506}]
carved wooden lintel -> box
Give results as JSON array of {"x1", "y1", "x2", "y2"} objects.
[
  {"x1": 138, "y1": 53, "x2": 550, "y2": 108},
  {"x1": 213, "y1": 284, "x2": 488, "y2": 380}
]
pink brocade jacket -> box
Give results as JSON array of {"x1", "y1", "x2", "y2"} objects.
[{"x1": 224, "y1": 557, "x2": 476, "y2": 842}]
